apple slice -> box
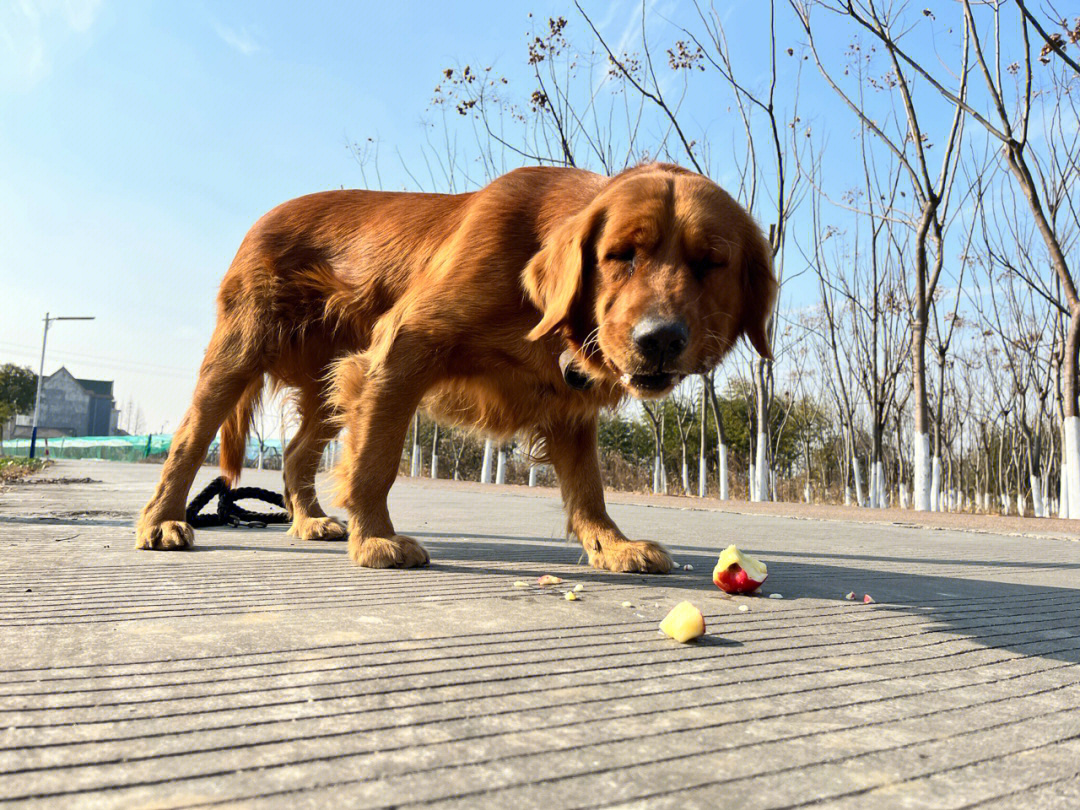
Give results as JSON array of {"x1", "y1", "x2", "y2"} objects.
[
  {"x1": 659, "y1": 601, "x2": 706, "y2": 642},
  {"x1": 712, "y1": 545, "x2": 768, "y2": 594}
]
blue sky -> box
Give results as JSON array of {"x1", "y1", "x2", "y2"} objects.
[
  {"x1": 1, "y1": 0, "x2": 974, "y2": 433},
  {"x1": 1, "y1": 0, "x2": 611, "y2": 429}
]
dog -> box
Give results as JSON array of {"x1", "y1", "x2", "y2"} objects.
[{"x1": 136, "y1": 163, "x2": 775, "y2": 573}]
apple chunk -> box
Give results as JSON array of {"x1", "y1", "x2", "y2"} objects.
[
  {"x1": 659, "y1": 601, "x2": 706, "y2": 642},
  {"x1": 712, "y1": 545, "x2": 768, "y2": 594}
]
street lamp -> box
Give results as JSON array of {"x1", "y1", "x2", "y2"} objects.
[{"x1": 29, "y1": 313, "x2": 95, "y2": 459}]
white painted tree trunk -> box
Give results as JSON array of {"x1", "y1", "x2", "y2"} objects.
[
  {"x1": 430, "y1": 453, "x2": 439, "y2": 480},
  {"x1": 749, "y1": 462, "x2": 757, "y2": 501},
  {"x1": 653, "y1": 456, "x2": 662, "y2": 494},
  {"x1": 480, "y1": 439, "x2": 494, "y2": 484},
  {"x1": 495, "y1": 449, "x2": 507, "y2": 485},
  {"x1": 1030, "y1": 475, "x2": 1043, "y2": 518},
  {"x1": 844, "y1": 485, "x2": 852, "y2": 506},
  {"x1": 875, "y1": 461, "x2": 886, "y2": 508},
  {"x1": 753, "y1": 432, "x2": 768, "y2": 502},
  {"x1": 681, "y1": 458, "x2": 689, "y2": 494},
  {"x1": 529, "y1": 465, "x2": 538, "y2": 487},
  {"x1": 913, "y1": 433, "x2": 931, "y2": 511},
  {"x1": 900, "y1": 486, "x2": 909, "y2": 509},
  {"x1": 852, "y1": 456, "x2": 865, "y2": 507},
  {"x1": 698, "y1": 455, "x2": 707, "y2": 498},
  {"x1": 1016, "y1": 492, "x2": 1026, "y2": 517},
  {"x1": 929, "y1": 455, "x2": 942, "y2": 512},
  {"x1": 1001, "y1": 494, "x2": 1010, "y2": 515},
  {"x1": 257, "y1": 447, "x2": 264, "y2": 471},
  {"x1": 410, "y1": 442, "x2": 421, "y2": 477},
  {"x1": 717, "y1": 444, "x2": 729, "y2": 501},
  {"x1": 1065, "y1": 417, "x2": 1080, "y2": 519},
  {"x1": 804, "y1": 483, "x2": 811, "y2": 503},
  {"x1": 1058, "y1": 439, "x2": 1069, "y2": 518}
]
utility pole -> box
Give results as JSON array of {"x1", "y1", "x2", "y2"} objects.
[{"x1": 29, "y1": 313, "x2": 95, "y2": 459}]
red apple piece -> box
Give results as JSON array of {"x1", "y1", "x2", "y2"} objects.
[{"x1": 712, "y1": 545, "x2": 768, "y2": 594}]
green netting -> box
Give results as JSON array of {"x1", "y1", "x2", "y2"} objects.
[
  {"x1": 0, "y1": 435, "x2": 287, "y2": 463},
  {"x1": 1, "y1": 435, "x2": 173, "y2": 461}
]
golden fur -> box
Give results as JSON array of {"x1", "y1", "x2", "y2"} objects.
[{"x1": 136, "y1": 163, "x2": 776, "y2": 572}]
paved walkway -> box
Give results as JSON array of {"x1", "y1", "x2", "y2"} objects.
[{"x1": 1, "y1": 461, "x2": 1079, "y2": 809}]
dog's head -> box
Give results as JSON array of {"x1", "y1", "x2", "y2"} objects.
[{"x1": 524, "y1": 163, "x2": 776, "y2": 399}]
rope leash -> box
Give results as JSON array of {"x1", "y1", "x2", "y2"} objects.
[{"x1": 185, "y1": 476, "x2": 290, "y2": 528}]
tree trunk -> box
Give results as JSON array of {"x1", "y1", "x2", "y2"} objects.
[
  {"x1": 852, "y1": 449, "x2": 865, "y2": 508},
  {"x1": 698, "y1": 383, "x2": 708, "y2": 498},
  {"x1": 410, "y1": 413, "x2": 421, "y2": 477},
  {"x1": 706, "y1": 378, "x2": 729, "y2": 501},
  {"x1": 430, "y1": 424, "x2": 439, "y2": 479},
  {"x1": 480, "y1": 438, "x2": 494, "y2": 483},
  {"x1": 752, "y1": 356, "x2": 770, "y2": 502}
]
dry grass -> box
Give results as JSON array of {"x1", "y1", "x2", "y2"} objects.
[{"x1": 0, "y1": 457, "x2": 50, "y2": 484}]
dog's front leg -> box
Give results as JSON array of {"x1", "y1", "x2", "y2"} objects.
[
  {"x1": 332, "y1": 345, "x2": 430, "y2": 569},
  {"x1": 542, "y1": 417, "x2": 671, "y2": 574}
]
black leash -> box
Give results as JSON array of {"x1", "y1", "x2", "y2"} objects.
[{"x1": 185, "y1": 476, "x2": 290, "y2": 529}]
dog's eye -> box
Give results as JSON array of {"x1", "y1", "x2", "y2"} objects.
[
  {"x1": 605, "y1": 247, "x2": 637, "y2": 276},
  {"x1": 691, "y1": 256, "x2": 727, "y2": 279}
]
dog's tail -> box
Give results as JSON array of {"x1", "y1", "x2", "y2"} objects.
[{"x1": 220, "y1": 375, "x2": 264, "y2": 485}]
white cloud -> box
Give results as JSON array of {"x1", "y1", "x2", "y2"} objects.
[
  {"x1": 211, "y1": 19, "x2": 259, "y2": 56},
  {"x1": 0, "y1": 0, "x2": 102, "y2": 91}
]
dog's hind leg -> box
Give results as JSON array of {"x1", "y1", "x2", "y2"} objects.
[
  {"x1": 284, "y1": 381, "x2": 346, "y2": 541},
  {"x1": 136, "y1": 324, "x2": 261, "y2": 550}
]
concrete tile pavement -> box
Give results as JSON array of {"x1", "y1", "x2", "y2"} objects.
[{"x1": 1, "y1": 461, "x2": 1078, "y2": 809}]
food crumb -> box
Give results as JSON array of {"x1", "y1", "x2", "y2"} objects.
[
  {"x1": 537, "y1": 575, "x2": 563, "y2": 586},
  {"x1": 621, "y1": 601, "x2": 633, "y2": 608},
  {"x1": 573, "y1": 583, "x2": 584, "y2": 592},
  {"x1": 844, "y1": 591, "x2": 857, "y2": 601},
  {"x1": 738, "y1": 604, "x2": 749, "y2": 612},
  {"x1": 564, "y1": 591, "x2": 579, "y2": 601},
  {"x1": 768, "y1": 593, "x2": 783, "y2": 599},
  {"x1": 513, "y1": 581, "x2": 529, "y2": 588},
  {"x1": 863, "y1": 594, "x2": 875, "y2": 604},
  {"x1": 683, "y1": 564, "x2": 694, "y2": 571}
]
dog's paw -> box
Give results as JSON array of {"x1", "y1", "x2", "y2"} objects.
[
  {"x1": 288, "y1": 516, "x2": 347, "y2": 541},
  {"x1": 136, "y1": 520, "x2": 194, "y2": 550},
  {"x1": 591, "y1": 539, "x2": 671, "y2": 574},
  {"x1": 349, "y1": 533, "x2": 429, "y2": 568}
]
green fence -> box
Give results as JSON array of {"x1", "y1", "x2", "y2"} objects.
[
  {"x1": 1, "y1": 435, "x2": 173, "y2": 461},
  {"x1": 0, "y1": 435, "x2": 291, "y2": 465}
]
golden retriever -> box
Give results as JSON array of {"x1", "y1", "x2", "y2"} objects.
[{"x1": 136, "y1": 163, "x2": 775, "y2": 573}]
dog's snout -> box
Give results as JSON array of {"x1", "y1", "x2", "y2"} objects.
[{"x1": 632, "y1": 316, "x2": 689, "y2": 367}]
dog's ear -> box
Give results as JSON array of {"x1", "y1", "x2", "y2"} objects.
[
  {"x1": 741, "y1": 223, "x2": 778, "y2": 361},
  {"x1": 524, "y1": 206, "x2": 604, "y2": 342}
]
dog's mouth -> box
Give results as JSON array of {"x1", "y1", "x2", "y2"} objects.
[{"x1": 619, "y1": 371, "x2": 680, "y2": 397}]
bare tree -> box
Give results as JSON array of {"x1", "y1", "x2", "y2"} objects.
[{"x1": 793, "y1": 0, "x2": 971, "y2": 511}]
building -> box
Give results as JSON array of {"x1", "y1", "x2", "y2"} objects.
[{"x1": 11, "y1": 367, "x2": 120, "y2": 438}]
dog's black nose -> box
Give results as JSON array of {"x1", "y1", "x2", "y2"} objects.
[{"x1": 632, "y1": 316, "x2": 689, "y2": 367}]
